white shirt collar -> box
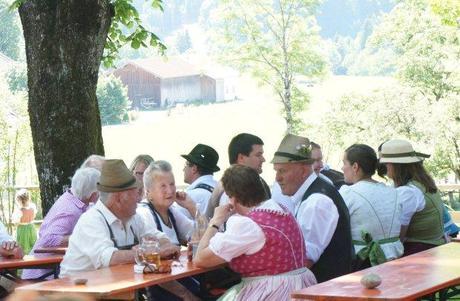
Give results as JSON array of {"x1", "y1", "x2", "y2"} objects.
[
  {"x1": 94, "y1": 200, "x2": 132, "y2": 226},
  {"x1": 291, "y1": 172, "x2": 318, "y2": 207},
  {"x1": 189, "y1": 174, "x2": 215, "y2": 189}
]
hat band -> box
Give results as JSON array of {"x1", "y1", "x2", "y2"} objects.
[
  {"x1": 274, "y1": 151, "x2": 308, "y2": 161},
  {"x1": 101, "y1": 177, "x2": 136, "y2": 189},
  {"x1": 380, "y1": 151, "x2": 430, "y2": 159}
]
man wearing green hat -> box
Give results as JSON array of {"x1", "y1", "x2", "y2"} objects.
[
  {"x1": 178, "y1": 144, "x2": 219, "y2": 219},
  {"x1": 60, "y1": 159, "x2": 179, "y2": 277},
  {"x1": 272, "y1": 134, "x2": 353, "y2": 283}
]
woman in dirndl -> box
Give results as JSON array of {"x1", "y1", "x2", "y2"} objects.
[
  {"x1": 195, "y1": 165, "x2": 317, "y2": 301},
  {"x1": 12, "y1": 189, "x2": 37, "y2": 255}
]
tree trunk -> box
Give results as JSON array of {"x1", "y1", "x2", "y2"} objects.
[{"x1": 18, "y1": 0, "x2": 112, "y2": 214}]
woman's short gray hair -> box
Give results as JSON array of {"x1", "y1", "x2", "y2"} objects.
[
  {"x1": 143, "y1": 160, "x2": 172, "y2": 190},
  {"x1": 70, "y1": 167, "x2": 101, "y2": 200}
]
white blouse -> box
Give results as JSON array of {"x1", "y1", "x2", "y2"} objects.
[
  {"x1": 137, "y1": 202, "x2": 194, "y2": 245},
  {"x1": 340, "y1": 181, "x2": 403, "y2": 260},
  {"x1": 208, "y1": 200, "x2": 284, "y2": 262},
  {"x1": 397, "y1": 184, "x2": 425, "y2": 226}
]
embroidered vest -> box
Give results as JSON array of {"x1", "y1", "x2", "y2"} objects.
[
  {"x1": 229, "y1": 207, "x2": 306, "y2": 277},
  {"x1": 300, "y1": 177, "x2": 353, "y2": 283},
  {"x1": 406, "y1": 181, "x2": 444, "y2": 245}
]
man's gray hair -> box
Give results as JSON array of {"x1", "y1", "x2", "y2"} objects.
[
  {"x1": 143, "y1": 160, "x2": 172, "y2": 190},
  {"x1": 80, "y1": 154, "x2": 105, "y2": 171},
  {"x1": 70, "y1": 167, "x2": 101, "y2": 200}
]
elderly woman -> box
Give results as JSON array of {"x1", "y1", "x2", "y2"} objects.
[
  {"x1": 339, "y1": 144, "x2": 403, "y2": 270},
  {"x1": 138, "y1": 160, "x2": 195, "y2": 245},
  {"x1": 379, "y1": 139, "x2": 445, "y2": 256},
  {"x1": 137, "y1": 160, "x2": 199, "y2": 301},
  {"x1": 22, "y1": 167, "x2": 100, "y2": 280},
  {"x1": 130, "y1": 154, "x2": 154, "y2": 202},
  {"x1": 195, "y1": 165, "x2": 316, "y2": 300}
]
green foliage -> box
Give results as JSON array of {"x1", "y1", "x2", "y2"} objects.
[
  {"x1": 209, "y1": 0, "x2": 327, "y2": 134},
  {"x1": 97, "y1": 75, "x2": 131, "y2": 125},
  {"x1": 0, "y1": 0, "x2": 21, "y2": 60},
  {"x1": 0, "y1": 75, "x2": 35, "y2": 228},
  {"x1": 104, "y1": 0, "x2": 167, "y2": 67},
  {"x1": 318, "y1": 0, "x2": 460, "y2": 179},
  {"x1": 430, "y1": 0, "x2": 460, "y2": 27},
  {"x1": 6, "y1": 65, "x2": 27, "y2": 92}
]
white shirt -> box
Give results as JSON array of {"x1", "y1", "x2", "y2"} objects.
[
  {"x1": 176, "y1": 175, "x2": 217, "y2": 219},
  {"x1": 0, "y1": 221, "x2": 13, "y2": 244},
  {"x1": 272, "y1": 173, "x2": 339, "y2": 263},
  {"x1": 208, "y1": 200, "x2": 283, "y2": 262},
  {"x1": 218, "y1": 191, "x2": 229, "y2": 206},
  {"x1": 397, "y1": 184, "x2": 425, "y2": 226},
  {"x1": 340, "y1": 181, "x2": 403, "y2": 260},
  {"x1": 60, "y1": 201, "x2": 167, "y2": 277},
  {"x1": 137, "y1": 201, "x2": 194, "y2": 245}
]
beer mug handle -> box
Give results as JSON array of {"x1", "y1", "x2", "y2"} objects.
[{"x1": 135, "y1": 247, "x2": 145, "y2": 265}]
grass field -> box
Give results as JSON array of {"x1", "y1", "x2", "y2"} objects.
[{"x1": 102, "y1": 75, "x2": 393, "y2": 186}]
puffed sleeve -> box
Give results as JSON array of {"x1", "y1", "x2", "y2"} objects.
[
  {"x1": 398, "y1": 185, "x2": 425, "y2": 226},
  {"x1": 208, "y1": 215, "x2": 265, "y2": 262}
]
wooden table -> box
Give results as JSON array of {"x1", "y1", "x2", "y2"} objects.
[
  {"x1": 292, "y1": 242, "x2": 460, "y2": 301},
  {"x1": 34, "y1": 247, "x2": 67, "y2": 255},
  {"x1": 0, "y1": 254, "x2": 64, "y2": 281},
  {"x1": 16, "y1": 252, "x2": 225, "y2": 298},
  {"x1": 0, "y1": 255, "x2": 63, "y2": 270}
]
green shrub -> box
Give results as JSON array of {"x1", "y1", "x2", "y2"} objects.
[{"x1": 97, "y1": 75, "x2": 131, "y2": 125}]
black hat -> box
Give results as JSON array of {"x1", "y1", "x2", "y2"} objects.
[{"x1": 181, "y1": 144, "x2": 220, "y2": 172}]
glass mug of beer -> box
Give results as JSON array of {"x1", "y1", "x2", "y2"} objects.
[{"x1": 135, "y1": 235, "x2": 161, "y2": 267}]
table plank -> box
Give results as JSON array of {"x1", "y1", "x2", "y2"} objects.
[
  {"x1": 0, "y1": 255, "x2": 63, "y2": 269},
  {"x1": 292, "y1": 243, "x2": 460, "y2": 300},
  {"x1": 34, "y1": 247, "x2": 67, "y2": 255},
  {"x1": 16, "y1": 252, "x2": 225, "y2": 297}
]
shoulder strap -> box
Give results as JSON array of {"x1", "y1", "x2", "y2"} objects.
[
  {"x1": 96, "y1": 209, "x2": 118, "y2": 248},
  {"x1": 145, "y1": 202, "x2": 163, "y2": 232},
  {"x1": 194, "y1": 183, "x2": 214, "y2": 193}
]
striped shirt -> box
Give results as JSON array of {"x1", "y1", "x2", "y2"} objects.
[{"x1": 22, "y1": 190, "x2": 89, "y2": 280}]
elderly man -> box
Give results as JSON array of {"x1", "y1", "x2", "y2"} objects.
[
  {"x1": 272, "y1": 134, "x2": 353, "y2": 283},
  {"x1": 178, "y1": 144, "x2": 219, "y2": 219},
  {"x1": 205, "y1": 133, "x2": 270, "y2": 218},
  {"x1": 22, "y1": 167, "x2": 100, "y2": 280},
  {"x1": 60, "y1": 159, "x2": 179, "y2": 277}
]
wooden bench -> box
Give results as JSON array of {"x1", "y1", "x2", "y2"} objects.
[{"x1": 292, "y1": 243, "x2": 460, "y2": 300}]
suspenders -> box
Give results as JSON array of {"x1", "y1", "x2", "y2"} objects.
[
  {"x1": 194, "y1": 183, "x2": 214, "y2": 193},
  {"x1": 96, "y1": 209, "x2": 139, "y2": 250}
]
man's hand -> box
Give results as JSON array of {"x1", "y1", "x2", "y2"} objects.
[
  {"x1": 0, "y1": 241, "x2": 24, "y2": 259},
  {"x1": 159, "y1": 243, "x2": 180, "y2": 260},
  {"x1": 2, "y1": 241, "x2": 17, "y2": 251},
  {"x1": 210, "y1": 204, "x2": 234, "y2": 227}
]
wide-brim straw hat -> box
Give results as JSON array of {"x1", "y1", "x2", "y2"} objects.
[
  {"x1": 379, "y1": 139, "x2": 430, "y2": 164},
  {"x1": 271, "y1": 134, "x2": 315, "y2": 164},
  {"x1": 181, "y1": 144, "x2": 220, "y2": 172},
  {"x1": 97, "y1": 159, "x2": 139, "y2": 192}
]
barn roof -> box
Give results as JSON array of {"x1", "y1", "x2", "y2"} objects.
[{"x1": 126, "y1": 57, "x2": 206, "y2": 79}]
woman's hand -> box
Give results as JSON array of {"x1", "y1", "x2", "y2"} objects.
[
  {"x1": 0, "y1": 241, "x2": 23, "y2": 259},
  {"x1": 210, "y1": 204, "x2": 234, "y2": 227},
  {"x1": 175, "y1": 192, "x2": 197, "y2": 216}
]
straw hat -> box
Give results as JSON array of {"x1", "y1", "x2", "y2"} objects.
[
  {"x1": 181, "y1": 144, "x2": 220, "y2": 172},
  {"x1": 271, "y1": 134, "x2": 315, "y2": 164},
  {"x1": 379, "y1": 139, "x2": 430, "y2": 164},
  {"x1": 97, "y1": 159, "x2": 139, "y2": 192}
]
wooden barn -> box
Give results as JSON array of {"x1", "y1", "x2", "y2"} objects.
[{"x1": 112, "y1": 57, "x2": 216, "y2": 109}]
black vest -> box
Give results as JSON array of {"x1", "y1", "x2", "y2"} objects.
[
  {"x1": 260, "y1": 177, "x2": 272, "y2": 200},
  {"x1": 300, "y1": 177, "x2": 353, "y2": 283}
]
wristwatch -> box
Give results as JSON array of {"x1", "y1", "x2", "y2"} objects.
[{"x1": 209, "y1": 224, "x2": 219, "y2": 230}]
